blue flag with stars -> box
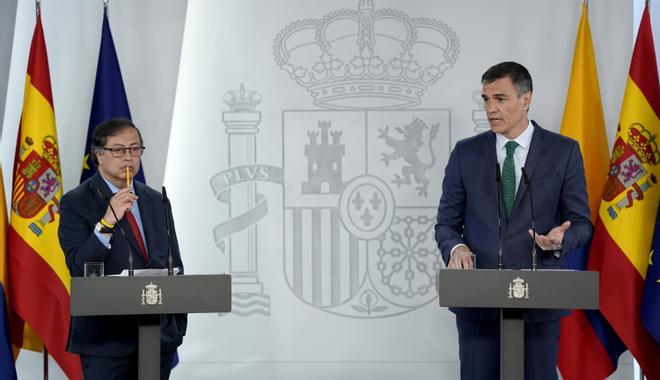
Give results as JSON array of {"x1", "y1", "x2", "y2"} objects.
[
  {"x1": 80, "y1": 8, "x2": 145, "y2": 184},
  {"x1": 641, "y1": 206, "x2": 660, "y2": 343}
]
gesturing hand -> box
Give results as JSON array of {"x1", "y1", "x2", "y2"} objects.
[{"x1": 529, "y1": 221, "x2": 570, "y2": 251}]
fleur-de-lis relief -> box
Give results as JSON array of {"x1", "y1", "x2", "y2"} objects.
[
  {"x1": 370, "y1": 191, "x2": 382, "y2": 210},
  {"x1": 352, "y1": 191, "x2": 365, "y2": 210},
  {"x1": 362, "y1": 207, "x2": 374, "y2": 226}
]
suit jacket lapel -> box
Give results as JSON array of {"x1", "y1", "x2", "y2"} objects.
[
  {"x1": 485, "y1": 132, "x2": 500, "y2": 211},
  {"x1": 89, "y1": 173, "x2": 110, "y2": 210},
  {"x1": 511, "y1": 121, "x2": 545, "y2": 216}
]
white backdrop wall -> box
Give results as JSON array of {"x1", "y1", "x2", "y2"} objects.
[
  {"x1": 166, "y1": 0, "x2": 634, "y2": 379},
  {"x1": 0, "y1": 0, "x2": 17, "y2": 134},
  {"x1": 1, "y1": 0, "x2": 657, "y2": 379}
]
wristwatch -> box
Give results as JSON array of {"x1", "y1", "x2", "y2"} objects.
[{"x1": 95, "y1": 222, "x2": 114, "y2": 234}]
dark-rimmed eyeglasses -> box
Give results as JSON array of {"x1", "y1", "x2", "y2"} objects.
[{"x1": 100, "y1": 146, "x2": 145, "y2": 158}]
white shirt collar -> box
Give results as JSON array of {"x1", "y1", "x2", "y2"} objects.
[
  {"x1": 496, "y1": 120, "x2": 534, "y2": 152},
  {"x1": 100, "y1": 175, "x2": 133, "y2": 194}
]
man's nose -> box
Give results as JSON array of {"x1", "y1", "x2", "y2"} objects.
[{"x1": 484, "y1": 101, "x2": 497, "y2": 113}]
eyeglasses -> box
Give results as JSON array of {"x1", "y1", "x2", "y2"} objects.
[{"x1": 101, "y1": 146, "x2": 146, "y2": 158}]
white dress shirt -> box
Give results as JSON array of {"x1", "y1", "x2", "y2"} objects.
[{"x1": 495, "y1": 120, "x2": 535, "y2": 196}]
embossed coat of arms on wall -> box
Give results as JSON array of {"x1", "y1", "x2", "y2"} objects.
[{"x1": 275, "y1": 0, "x2": 460, "y2": 318}]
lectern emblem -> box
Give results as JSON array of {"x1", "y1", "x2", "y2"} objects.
[
  {"x1": 508, "y1": 277, "x2": 529, "y2": 299},
  {"x1": 141, "y1": 282, "x2": 163, "y2": 305}
]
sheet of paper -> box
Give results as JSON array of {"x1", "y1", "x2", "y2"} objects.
[{"x1": 113, "y1": 267, "x2": 180, "y2": 277}]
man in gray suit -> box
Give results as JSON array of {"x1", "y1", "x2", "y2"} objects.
[{"x1": 435, "y1": 61, "x2": 592, "y2": 379}]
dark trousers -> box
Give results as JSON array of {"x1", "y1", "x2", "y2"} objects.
[
  {"x1": 456, "y1": 316, "x2": 560, "y2": 380},
  {"x1": 80, "y1": 350, "x2": 175, "y2": 380}
]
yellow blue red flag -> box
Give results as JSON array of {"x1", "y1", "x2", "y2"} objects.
[{"x1": 557, "y1": 4, "x2": 626, "y2": 379}]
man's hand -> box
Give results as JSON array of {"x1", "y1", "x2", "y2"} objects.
[
  {"x1": 103, "y1": 188, "x2": 138, "y2": 224},
  {"x1": 529, "y1": 221, "x2": 570, "y2": 251},
  {"x1": 448, "y1": 244, "x2": 475, "y2": 269}
]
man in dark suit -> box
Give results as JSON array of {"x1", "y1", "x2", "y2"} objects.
[
  {"x1": 435, "y1": 62, "x2": 592, "y2": 379},
  {"x1": 59, "y1": 118, "x2": 186, "y2": 379}
]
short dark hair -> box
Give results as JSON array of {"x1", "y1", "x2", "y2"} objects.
[
  {"x1": 91, "y1": 118, "x2": 143, "y2": 166},
  {"x1": 481, "y1": 61, "x2": 533, "y2": 96}
]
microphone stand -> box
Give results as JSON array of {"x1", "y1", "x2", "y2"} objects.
[
  {"x1": 96, "y1": 187, "x2": 135, "y2": 276},
  {"x1": 521, "y1": 167, "x2": 537, "y2": 271},
  {"x1": 161, "y1": 186, "x2": 174, "y2": 276},
  {"x1": 495, "y1": 163, "x2": 504, "y2": 270}
]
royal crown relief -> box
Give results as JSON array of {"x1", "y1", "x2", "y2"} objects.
[{"x1": 273, "y1": 0, "x2": 460, "y2": 110}]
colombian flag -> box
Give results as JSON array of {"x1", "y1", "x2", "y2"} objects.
[
  {"x1": 557, "y1": 3, "x2": 627, "y2": 379},
  {"x1": 7, "y1": 10, "x2": 82, "y2": 379},
  {"x1": 587, "y1": 4, "x2": 660, "y2": 378}
]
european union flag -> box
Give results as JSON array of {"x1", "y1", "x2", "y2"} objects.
[
  {"x1": 641, "y1": 206, "x2": 660, "y2": 343},
  {"x1": 80, "y1": 8, "x2": 145, "y2": 184},
  {"x1": 0, "y1": 288, "x2": 17, "y2": 380}
]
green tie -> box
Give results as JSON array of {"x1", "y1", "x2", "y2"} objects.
[{"x1": 502, "y1": 141, "x2": 519, "y2": 218}]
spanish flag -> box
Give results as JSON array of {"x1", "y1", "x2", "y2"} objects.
[
  {"x1": 7, "y1": 10, "x2": 82, "y2": 379},
  {"x1": 557, "y1": 3, "x2": 626, "y2": 379},
  {"x1": 587, "y1": 4, "x2": 660, "y2": 377}
]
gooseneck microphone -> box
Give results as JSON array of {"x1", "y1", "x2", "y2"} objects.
[
  {"x1": 161, "y1": 186, "x2": 174, "y2": 276},
  {"x1": 95, "y1": 186, "x2": 136, "y2": 276},
  {"x1": 521, "y1": 167, "x2": 537, "y2": 271},
  {"x1": 495, "y1": 163, "x2": 504, "y2": 270}
]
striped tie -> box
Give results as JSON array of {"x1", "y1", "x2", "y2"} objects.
[{"x1": 502, "y1": 141, "x2": 519, "y2": 218}]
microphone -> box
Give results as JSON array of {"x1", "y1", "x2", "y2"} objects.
[
  {"x1": 161, "y1": 186, "x2": 174, "y2": 276},
  {"x1": 521, "y1": 167, "x2": 537, "y2": 271},
  {"x1": 95, "y1": 186, "x2": 136, "y2": 276},
  {"x1": 495, "y1": 163, "x2": 504, "y2": 270}
]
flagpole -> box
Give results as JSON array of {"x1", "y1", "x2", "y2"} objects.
[
  {"x1": 37, "y1": 17, "x2": 47, "y2": 380},
  {"x1": 43, "y1": 347, "x2": 48, "y2": 380},
  {"x1": 35, "y1": 0, "x2": 48, "y2": 377}
]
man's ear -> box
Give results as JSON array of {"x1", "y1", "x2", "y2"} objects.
[
  {"x1": 522, "y1": 92, "x2": 532, "y2": 111},
  {"x1": 93, "y1": 150, "x2": 102, "y2": 168}
]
